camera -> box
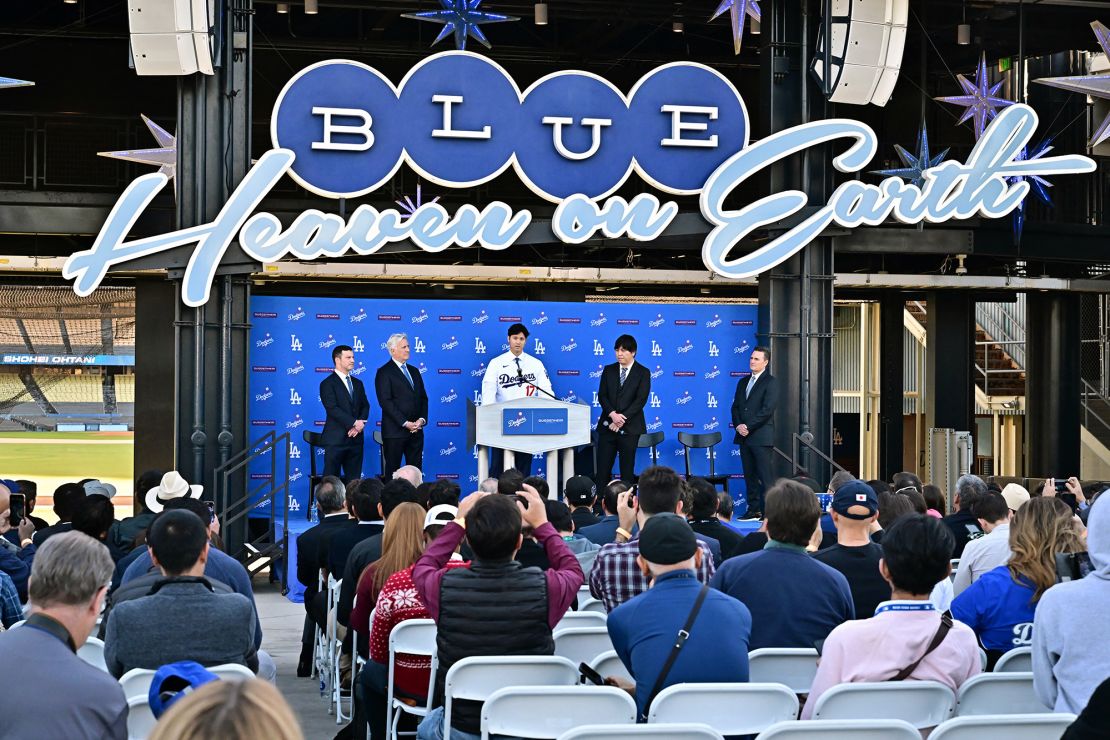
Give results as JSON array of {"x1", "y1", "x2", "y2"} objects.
[
  {"x1": 1055, "y1": 552, "x2": 1093, "y2": 582},
  {"x1": 1054, "y1": 478, "x2": 1070, "y2": 493}
]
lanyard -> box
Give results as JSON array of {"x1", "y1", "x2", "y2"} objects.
[{"x1": 875, "y1": 602, "x2": 935, "y2": 615}]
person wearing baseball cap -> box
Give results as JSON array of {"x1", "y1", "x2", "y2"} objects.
[
  {"x1": 813, "y1": 480, "x2": 890, "y2": 618},
  {"x1": 564, "y1": 475, "x2": 599, "y2": 530},
  {"x1": 605, "y1": 514, "x2": 751, "y2": 718}
]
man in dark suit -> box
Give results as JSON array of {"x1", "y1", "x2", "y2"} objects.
[
  {"x1": 595, "y1": 334, "x2": 651, "y2": 487},
  {"x1": 374, "y1": 333, "x2": 429, "y2": 480},
  {"x1": 295, "y1": 475, "x2": 352, "y2": 676},
  {"x1": 731, "y1": 345, "x2": 778, "y2": 519},
  {"x1": 320, "y1": 344, "x2": 370, "y2": 480}
]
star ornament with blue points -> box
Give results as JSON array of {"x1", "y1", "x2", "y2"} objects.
[
  {"x1": 935, "y1": 53, "x2": 1014, "y2": 139},
  {"x1": 871, "y1": 123, "x2": 949, "y2": 188},
  {"x1": 402, "y1": 0, "x2": 519, "y2": 51},
  {"x1": 1010, "y1": 138, "x2": 1054, "y2": 242},
  {"x1": 98, "y1": 115, "x2": 177, "y2": 194},
  {"x1": 0, "y1": 77, "x2": 33, "y2": 89},
  {"x1": 1035, "y1": 21, "x2": 1110, "y2": 147},
  {"x1": 710, "y1": 0, "x2": 761, "y2": 55}
]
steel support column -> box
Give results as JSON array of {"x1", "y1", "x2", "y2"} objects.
[
  {"x1": 1027, "y1": 292, "x2": 1081, "y2": 476},
  {"x1": 879, "y1": 293, "x2": 905, "y2": 479},
  {"x1": 925, "y1": 292, "x2": 974, "y2": 436},
  {"x1": 758, "y1": 0, "x2": 835, "y2": 484}
]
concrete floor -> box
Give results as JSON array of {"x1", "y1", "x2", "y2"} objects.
[{"x1": 256, "y1": 579, "x2": 350, "y2": 740}]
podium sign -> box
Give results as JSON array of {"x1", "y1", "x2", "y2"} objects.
[{"x1": 503, "y1": 407, "x2": 569, "y2": 436}]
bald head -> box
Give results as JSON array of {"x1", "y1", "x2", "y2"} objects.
[{"x1": 0, "y1": 481, "x2": 10, "y2": 515}]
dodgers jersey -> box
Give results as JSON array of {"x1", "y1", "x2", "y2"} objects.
[{"x1": 480, "y1": 351, "x2": 553, "y2": 405}]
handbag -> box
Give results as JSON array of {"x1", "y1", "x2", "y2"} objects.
[{"x1": 641, "y1": 583, "x2": 710, "y2": 720}]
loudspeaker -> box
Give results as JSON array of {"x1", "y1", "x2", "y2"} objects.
[
  {"x1": 128, "y1": 0, "x2": 214, "y2": 76},
  {"x1": 810, "y1": 0, "x2": 908, "y2": 106}
]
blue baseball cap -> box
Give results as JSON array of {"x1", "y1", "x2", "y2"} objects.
[
  {"x1": 0, "y1": 479, "x2": 20, "y2": 493},
  {"x1": 831, "y1": 480, "x2": 879, "y2": 520},
  {"x1": 149, "y1": 661, "x2": 219, "y2": 718}
]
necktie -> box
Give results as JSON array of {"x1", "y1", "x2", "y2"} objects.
[
  {"x1": 746, "y1": 375, "x2": 755, "y2": 398},
  {"x1": 345, "y1": 375, "x2": 354, "y2": 397},
  {"x1": 402, "y1": 364, "x2": 414, "y2": 388},
  {"x1": 515, "y1": 357, "x2": 522, "y2": 375},
  {"x1": 619, "y1": 365, "x2": 628, "y2": 387}
]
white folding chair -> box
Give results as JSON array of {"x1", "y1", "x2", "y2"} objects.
[
  {"x1": 118, "y1": 668, "x2": 157, "y2": 700},
  {"x1": 126, "y1": 695, "x2": 158, "y2": 740},
  {"x1": 441, "y1": 656, "x2": 579, "y2": 738},
  {"x1": 755, "y1": 719, "x2": 922, "y2": 740},
  {"x1": 930, "y1": 713, "x2": 1078, "y2": 740},
  {"x1": 647, "y1": 683, "x2": 798, "y2": 736},
  {"x1": 955, "y1": 672, "x2": 1048, "y2": 716},
  {"x1": 481, "y1": 685, "x2": 636, "y2": 740},
  {"x1": 578, "y1": 598, "x2": 607, "y2": 614},
  {"x1": 559, "y1": 724, "x2": 724, "y2": 740},
  {"x1": 312, "y1": 569, "x2": 327, "y2": 681},
  {"x1": 747, "y1": 648, "x2": 819, "y2": 694},
  {"x1": 810, "y1": 681, "x2": 956, "y2": 729},
  {"x1": 553, "y1": 626, "x2": 614, "y2": 665},
  {"x1": 7, "y1": 619, "x2": 24, "y2": 629},
  {"x1": 79, "y1": 636, "x2": 109, "y2": 673},
  {"x1": 386, "y1": 619, "x2": 437, "y2": 740},
  {"x1": 588, "y1": 650, "x2": 632, "y2": 684},
  {"x1": 979, "y1": 647, "x2": 989, "y2": 672},
  {"x1": 207, "y1": 663, "x2": 256, "y2": 682},
  {"x1": 326, "y1": 575, "x2": 350, "y2": 721},
  {"x1": 994, "y1": 646, "x2": 1033, "y2": 673},
  {"x1": 556, "y1": 611, "x2": 607, "y2": 630}
]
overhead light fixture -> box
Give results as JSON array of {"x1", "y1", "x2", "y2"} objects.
[
  {"x1": 305, "y1": 0, "x2": 317, "y2": 14},
  {"x1": 534, "y1": 2, "x2": 548, "y2": 25},
  {"x1": 751, "y1": 18, "x2": 760, "y2": 34},
  {"x1": 63, "y1": 0, "x2": 77, "y2": 4},
  {"x1": 958, "y1": 2, "x2": 969, "y2": 45},
  {"x1": 277, "y1": 2, "x2": 289, "y2": 12},
  {"x1": 673, "y1": 20, "x2": 684, "y2": 33}
]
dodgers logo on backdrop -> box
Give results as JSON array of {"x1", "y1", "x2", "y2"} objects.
[
  {"x1": 592, "y1": 339, "x2": 605, "y2": 356},
  {"x1": 649, "y1": 391, "x2": 661, "y2": 408},
  {"x1": 590, "y1": 313, "x2": 607, "y2": 327},
  {"x1": 318, "y1": 334, "x2": 336, "y2": 349},
  {"x1": 413, "y1": 309, "x2": 429, "y2": 324},
  {"x1": 441, "y1": 336, "x2": 459, "y2": 350},
  {"x1": 651, "y1": 365, "x2": 663, "y2": 379},
  {"x1": 257, "y1": 333, "x2": 274, "y2": 348},
  {"x1": 705, "y1": 365, "x2": 720, "y2": 379},
  {"x1": 561, "y1": 338, "x2": 577, "y2": 352},
  {"x1": 352, "y1": 362, "x2": 367, "y2": 376},
  {"x1": 705, "y1": 314, "x2": 722, "y2": 328},
  {"x1": 708, "y1": 340, "x2": 719, "y2": 357},
  {"x1": 287, "y1": 360, "x2": 304, "y2": 375},
  {"x1": 289, "y1": 388, "x2": 302, "y2": 405},
  {"x1": 651, "y1": 340, "x2": 662, "y2": 356},
  {"x1": 532, "y1": 311, "x2": 548, "y2": 325},
  {"x1": 350, "y1": 308, "x2": 367, "y2": 322},
  {"x1": 413, "y1": 337, "x2": 426, "y2": 353},
  {"x1": 474, "y1": 338, "x2": 486, "y2": 354},
  {"x1": 589, "y1": 365, "x2": 604, "y2": 379},
  {"x1": 352, "y1": 336, "x2": 365, "y2": 352},
  {"x1": 534, "y1": 340, "x2": 546, "y2": 355},
  {"x1": 255, "y1": 387, "x2": 273, "y2": 402},
  {"x1": 288, "y1": 307, "x2": 305, "y2": 321},
  {"x1": 473, "y1": 310, "x2": 489, "y2": 324},
  {"x1": 736, "y1": 340, "x2": 750, "y2": 355},
  {"x1": 707, "y1": 392, "x2": 718, "y2": 408},
  {"x1": 677, "y1": 340, "x2": 693, "y2": 354}
]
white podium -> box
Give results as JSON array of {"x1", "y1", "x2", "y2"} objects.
[{"x1": 468, "y1": 396, "x2": 592, "y2": 496}]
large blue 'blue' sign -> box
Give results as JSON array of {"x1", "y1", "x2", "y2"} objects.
[{"x1": 270, "y1": 54, "x2": 748, "y2": 201}]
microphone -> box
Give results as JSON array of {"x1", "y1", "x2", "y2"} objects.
[{"x1": 602, "y1": 419, "x2": 626, "y2": 436}]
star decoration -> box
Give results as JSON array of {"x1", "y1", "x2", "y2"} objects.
[
  {"x1": 0, "y1": 77, "x2": 33, "y2": 89},
  {"x1": 935, "y1": 52, "x2": 1014, "y2": 139},
  {"x1": 871, "y1": 122, "x2": 949, "y2": 187},
  {"x1": 395, "y1": 183, "x2": 441, "y2": 219},
  {"x1": 401, "y1": 0, "x2": 519, "y2": 50},
  {"x1": 1009, "y1": 138, "x2": 1054, "y2": 243},
  {"x1": 1035, "y1": 21, "x2": 1110, "y2": 147},
  {"x1": 98, "y1": 115, "x2": 177, "y2": 194},
  {"x1": 710, "y1": 0, "x2": 761, "y2": 55}
]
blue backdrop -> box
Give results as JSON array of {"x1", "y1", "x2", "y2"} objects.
[{"x1": 248, "y1": 296, "x2": 759, "y2": 515}]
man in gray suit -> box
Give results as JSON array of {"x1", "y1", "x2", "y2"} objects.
[
  {"x1": 0, "y1": 532, "x2": 127, "y2": 739},
  {"x1": 104, "y1": 510, "x2": 258, "y2": 678},
  {"x1": 731, "y1": 346, "x2": 779, "y2": 519}
]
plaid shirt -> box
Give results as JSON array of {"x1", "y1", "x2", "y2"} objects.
[
  {"x1": 588, "y1": 536, "x2": 715, "y2": 612},
  {"x1": 0, "y1": 571, "x2": 22, "y2": 629}
]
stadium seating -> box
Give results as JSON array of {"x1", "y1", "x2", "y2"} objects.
[
  {"x1": 480, "y1": 685, "x2": 636, "y2": 740},
  {"x1": 647, "y1": 683, "x2": 799, "y2": 736},
  {"x1": 928, "y1": 713, "x2": 1077, "y2": 740}
]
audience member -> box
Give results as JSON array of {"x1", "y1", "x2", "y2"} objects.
[
  {"x1": 1001, "y1": 482, "x2": 1031, "y2": 513},
  {"x1": 545, "y1": 499, "x2": 600, "y2": 573},
  {"x1": 715, "y1": 491, "x2": 742, "y2": 532},
  {"x1": 813, "y1": 480, "x2": 890, "y2": 619},
  {"x1": 942, "y1": 474, "x2": 987, "y2": 558},
  {"x1": 73, "y1": 495, "x2": 116, "y2": 554},
  {"x1": 496, "y1": 469, "x2": 524, "y2": 497},
  {"x1": 0, "y1": 479, "x2": 36, "y2": 600},
  {"x1": 711, "y1": 480, "x2": 853, "y2": 649},
  {"x1": 801, "y1": 514, "x2": 980, "y2": 719},
  {"x1": 413, "y1": 488, "x2": 582, "y2": 740},
  {"x1": 1034, "y1": 495, "x2": 1110, "y2": 714},
  {"x1": 414, "y1": 481, "x2": 435, "y2": 510},
  {"x1": 148, "y1": 678, "x2": 303, "y2": 740},
  {"x1": 686, "y1": 477, "x2": 743, "y2": 560},
  {"x1": 104, "y1": 510, "x2": 259, "y2": 678},
  {"x1": 1061, "y1": 675, "x2": 1110, "y2": 740},
  {"x1": 954, "y1": 496, "x2": 1084, "y2": 668},
  {"x1": 107, "y1": 470, "x2": 162, "y2": 558},
  {"x1": 0, "y1": 532, "x2": 127, "y2": 739},
  {"x1": 867, "y1": 479, "x2": 891, "y2": 496},
  {"x1": 899, "y1": 488, "x2": 929, "y2": 515},
  {"x1": 606, "y1": 514, "x2": 750, "y2": 718},
  {"x1": 338, "y1": 477, "x2": 420, "y2": 631},
  {"x1": 393, "y1": 465, "x2": 423, "y2": 488},
  {"x1": 296, "y1": 476, "x2": 351, "y2": 675},
  {"x1": 523, "y1": 475, "x2": 550, "y2": 500},
  {"x1": 140, "y1": 470, "x2": 205, "y2": 514},
  {"x1": 819, "y1": 470, "x2": 857, "y2": 533},
  {"x1": 578, "y1": 480, "x2": 629, "y2": 546},
  {"x1": 340, "y1": 504, "x2": 465, "y2": 740},
  {"x1": 427, "y1": 480, "x2": 461, "y2": 508},
  {"x1": 477, "y1": 477, "x2": 499, "y2": 494},
  {"x1": 0, "y1": 570, "x2": 21, "y2": 627},
  {"x1": 952, "y1": 491, "x2": 1014, "y2": 595},
  {"x1": 678, "y1": 481, "x2": 722, "y2": 564},
  {"x1": 327, "y1": 478, "x2": 386, "y2": 579},
  {"x1": 15, "y1": 478, "x2": 48, "y2": 531},
  {"x1": 891, "y1": 471, "x2": 923, "y2": 498},
  {"x1": 31, "y1": 481, "x2": 85, "y2": 545},
  {"x1": 564, "y1": 475, "x2": 600, "y2": 530},
  {"x1": 589, "y1": 466, "x2": 715, "y2": 612},
  {"x1": 876, "y1": 489, "x2": 914, "y2": 531},
  {"x1": 923, "y1": 484, "x2": 946, "y2": 518}
]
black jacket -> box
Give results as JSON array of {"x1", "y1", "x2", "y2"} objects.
[
  {"x1": 319, "y1": 372, "x2": 370, "y2": 447},
  {"x1": 731, "y1": 372, "x2": 778, "y2": 446},
  {"x1": 596, "y1": 362, "x2": 651, "y2": 436},
  {"x1": 296, "y1": 514, "x2": 354, "y2": 598},
  {"x1": 374, "y1": 361, "x2": 429, "y2": 438}
]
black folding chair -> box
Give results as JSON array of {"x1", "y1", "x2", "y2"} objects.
[
  {"x1": 302, "y1": 430, "x2": 323, "y2": 521},
  {"x1": 677, "y1": 431, "x2": 729, "y2": 494},
  {"x1": 637, "y1": 431, "x2": 664, "y2": 467}
]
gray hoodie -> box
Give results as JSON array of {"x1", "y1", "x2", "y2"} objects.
[{"x1": 1033, "y1": 496, "x2": 1110, "y2": 713}]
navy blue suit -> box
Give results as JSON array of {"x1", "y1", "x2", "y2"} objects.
[
  {"x1": 374, "y1": 360, "x2": 429, "y2": 478},
  {"x1": 319, "y1": 372, "x2": 370, "y2": 481}
]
